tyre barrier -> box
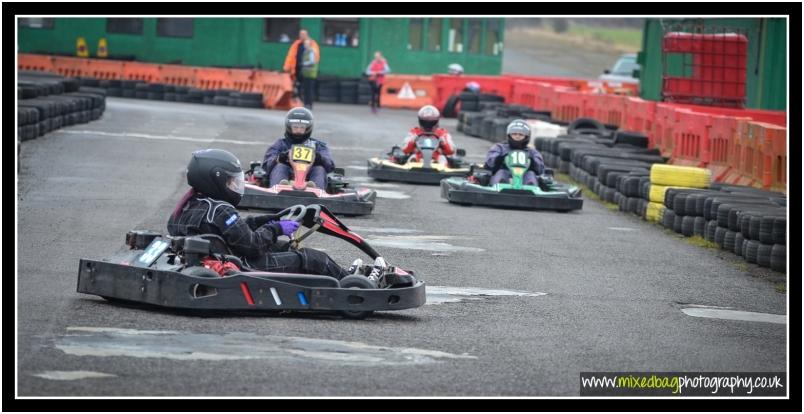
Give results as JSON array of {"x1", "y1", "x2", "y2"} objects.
[
  {"x1": 650, "y1": 164, "x2": 712, "y2": 188},
  {"x1": 544, "y1": 118, "x2": 787, "y2": 274},
  {"x1": 18, "y1": 71, "x2": 106, "y2": 143}
]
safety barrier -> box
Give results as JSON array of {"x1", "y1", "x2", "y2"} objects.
[
  {"x1": 18, "y1": 53, "x2": 295, "y2": 109},
  {"x1": 432, "y1": 74, "x2": 514, "y2": 110},
  {"x1": 623, "y1": 97, "x2": 656, "y2": 142},
  {"x1": 707, "y1": 115, "x2": 749, "y2": 182},
  {"x1": 159, "y1": 64, "x2": 197, "y2": 87},
  {"x1": 18, "y1": 53, "x2": 786, "y2": 190},
  {"x1": 734, "y1": 121, "x2": 787, "y2": 191},
  {"x1": 670, "y1": 110, "x2": 713, "y2": 167},
  {"x1": 380, "y1": 75, "x2": 435, "y2": 109}
]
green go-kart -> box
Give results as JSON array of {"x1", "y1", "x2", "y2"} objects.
[{"x1": 440, "y1": 150, "x2": 583, "y2": 211}]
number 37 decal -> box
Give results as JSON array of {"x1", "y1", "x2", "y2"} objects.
[{"x1": 291, "y1": 146, "x2": 314, "y2": 163}]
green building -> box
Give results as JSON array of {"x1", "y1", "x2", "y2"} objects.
[
  {"x1": 637, "y1": 18, "x2": 786, "y2": 111},
  {"x1": 17, "y1": 17, "x2": 505, "y2": 77}
]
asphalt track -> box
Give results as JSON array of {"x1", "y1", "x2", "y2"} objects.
[{"x1": 16, "y1": 98, "x2": 786, "y2": 397}]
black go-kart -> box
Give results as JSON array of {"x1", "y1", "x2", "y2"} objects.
[{"x1": 77, "y1": 204, "x2": 425, "y2": 319}]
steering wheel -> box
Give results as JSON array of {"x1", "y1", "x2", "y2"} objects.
[{"x1": 275, "y1": 204, "x2": 324, "y2": 250}]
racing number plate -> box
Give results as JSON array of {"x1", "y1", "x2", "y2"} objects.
[
  {"x1": 134, "y1": 237, "x2": 170, "y2": 267},
  {"x1": 291, "y1": 145, "x2": 314, "y2": 163},
  {"x1": 505, "y1": 151, "x2": 530, "y2": 168}
]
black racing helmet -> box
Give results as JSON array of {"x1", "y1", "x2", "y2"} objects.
[
  {"x1": 186, "y1": 149, "x2": 245, "y2": 206},
  {"x1": 417, "y1": 105, "x2": 440, "y2": 131},
  {"x1": 506, "y1": 119, "x2": 531, "y2": 150},
  {"x1": 284, "y1": 106, "x2": 314, "y2": 143}
]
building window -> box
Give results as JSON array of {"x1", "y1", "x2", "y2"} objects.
[
  {"x1": 19, "y1": 18, "x2": 54, "y2": 29},
  {"x1": 157, "y1": 18, "x2": 194, "y2": 38},
  {"x1": 263, "y1": 18, "x2": 300, "y2": 43},
  {"x1": 107, "y1": 18, "x2": 143, "y2": 35},
  {"x1": 485, "y1": 19, "x2": 502, "y2": 55},
  {"x1": 448, "y1": 18, "x2": 463, "y2": 53},
  {"x1": 467, "y1": 19, "x2": 482, "y2": 54},
  {"x1": 427, "y1": 18, "x2": 443, "y2": 52},
  {"x1": 408, "y1": 18, "x2": 423, "y2": 51},
  {"x1": 322, "y1": 18, "x2": 359, "y2": 47}
]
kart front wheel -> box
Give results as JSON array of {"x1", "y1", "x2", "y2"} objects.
[{"x1": 339, "y1": 275, "x2": 377, "y2": 319}]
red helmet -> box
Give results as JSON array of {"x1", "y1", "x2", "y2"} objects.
[{"x1": 417, "y1": 105, "x2": 440, "y2": 131}]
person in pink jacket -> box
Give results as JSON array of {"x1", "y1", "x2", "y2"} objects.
[{"x1": 365, "y1": 51, "x2": 390, "y2": 114}]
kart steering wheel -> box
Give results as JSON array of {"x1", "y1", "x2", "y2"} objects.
[{"x1": 276, "y1": 204, "x2": 323, "y2": 250}]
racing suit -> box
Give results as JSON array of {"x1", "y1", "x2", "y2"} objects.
[
  {"x1": 399, "y1": 127, "x2": 456, "y2": 166},
  {"x1": 483, "y1": 143, "x2": 545, "y2": 185},
  {"x1": 167, "y1": 193, "x2": 349, "y2": 278},
  {"x1": 262, "y1": 137, "x2": 335, "y2": 189}
]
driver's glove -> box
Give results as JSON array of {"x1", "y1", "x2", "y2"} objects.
[
  {"x1": 278, "y1": 152, "x2": 289, "y2": 164},
  {"x1": 277, "y1": 220, "x2": 300, "y2": 237},
  {"x1": 268, "y1": 220, "x2": 300, "y2": 237}
]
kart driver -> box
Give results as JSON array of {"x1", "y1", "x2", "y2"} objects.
[
  {"x1": 395, "y1": 105, "x2": 457, "y2": 166},
  {"x1": 262, "y1": 107, "x2": 335, "y2": 189},
  {"x1": 168, "y1": 148, "x2": 387, "y2": 278},
  {"x1": 483, "y1": 119, "x2": 545, "y2": 185}
]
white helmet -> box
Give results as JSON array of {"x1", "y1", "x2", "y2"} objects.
[{"x1": 448, "y1": 63, "x2": 464, "y2": 75}]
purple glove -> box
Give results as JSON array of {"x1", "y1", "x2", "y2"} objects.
[{"x1": 277, "y1": 220, "x2": 300, "y2": 237}]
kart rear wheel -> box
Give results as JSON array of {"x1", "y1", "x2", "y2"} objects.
[{"x1": 339, "y1": 275, "x2": 377, "y2": 319}]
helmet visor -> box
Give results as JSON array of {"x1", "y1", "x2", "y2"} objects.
[{"x1": 227, "y1": 171, "x2": 245, "y2": 195}]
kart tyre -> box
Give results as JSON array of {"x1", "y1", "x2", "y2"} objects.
[{"x1": 339, "y1": 275, "x2": 377, "y2": 319}]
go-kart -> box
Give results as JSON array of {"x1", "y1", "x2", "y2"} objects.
[
  {"x1": 367, "y1": 134, "x2": 470, "y2": 185},
  {"x1": 440, "y1": 150, "x2": 584, "y2": 211},
  {"x1": 239, "y1": 142, "x2": 376, "y2": 216},
  {"x1": 76, "y1": 204, "x2": 425, "y2": 319}
]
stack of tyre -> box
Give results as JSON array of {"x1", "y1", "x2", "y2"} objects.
[
  {"x1": 640, "y1": 164, "x2": 713, "y2": 224},
  {"x1": 18, "y1": 71, "x2": 107, "y2": 142},
  {"x1": 535, "y1": 118, "x2": 666, "y2": 212},
  {"x1": 660, "y1": 183, "x2": 786, "y2": 272},
  {"x1": 443, "y1": 92, "x2": 505, "y2": 118},
  {"x1": 76, "y1": 77, "x2": 264, "y2": 108},
  {"x1": 314, "y1": 77, "x2": 372, "y2": 105},
  {"x1": 457, "y1": 101, "x2": 550, "y2": 141}
]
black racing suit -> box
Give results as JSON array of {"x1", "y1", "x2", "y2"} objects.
[{"x1": 167, "y1": 195, "x2": 349, "y2": 279}]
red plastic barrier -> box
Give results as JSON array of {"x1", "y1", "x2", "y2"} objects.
[
  {"x1": 623, "y1": 97, "x2": 657, "y2": 143},
  {"x1": 502, "y1": 74, "x2": 586, "y2": 89},
  {"x1": 50, "y1": 56, "x2": 89, "y2": 78},
  {"x1": 195, "y1": 67, "x2": 233, "y2": 90},
  {"x1": 122, "y1": 62, "x2": 161, "y2": 83},
  {"x1": 510, "y1": 79, "x2": 539, "y2": 108},
  {"x1": 707, "y1": 115, "x2": 749, "y2": 182},
  {"x1": 554, "y1": 89, "x2": 592, "y2": 123},
  {"x1": 432, "y1": 74, "x2": 513, "y2": 111},
  {"x1": 87, "y1": 59, "x2": 124, "y2": 80},
  {"x1": 671, "y1": 103, "x2": 786, "y2": 127},
  {"x1": 159, "y1": 64, "x2": 197, "y2": 87},
  {"x1": 733, "y1": 122, "x2": 787, "y2": 190},
  {"x1": 670, "y1": 110, "x2": 713, "y2": 167},
  {"x1": 18, "y1": 53, "x2": 55, "y2": 72}
]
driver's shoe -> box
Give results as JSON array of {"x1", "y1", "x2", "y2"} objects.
[
  {"x1": 306, "y1": 181, "x2": 316, "y2": 188},
  {"x1": 368, "y1": 257, "x2": 388, "y2": 282},
  {"x1": 278, "y1": 179, "x2": 290, "y2": 186},
  {"x1": 347, "y1": 258, "x2": 363, "y2": 275}
]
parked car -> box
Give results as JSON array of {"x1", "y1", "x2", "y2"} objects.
[{"x1": 599, "y1": 53, "x2": 640, "y2": 87}]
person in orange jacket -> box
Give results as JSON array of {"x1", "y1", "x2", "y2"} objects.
[{"x1": 283, "y1": 29, "x2": 320, "y2": 103}]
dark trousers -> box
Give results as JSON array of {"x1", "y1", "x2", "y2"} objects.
[
  {"x1": 301, "y1": 77, "x2": 316, "y2": 109},
  {"x1": 269, "y1": 163, "x2": 327, "y2": 189},
  {"x1": 249, "y1": 247, "x2": 349, "y2": 279},
  {"x1": 369, "y1": 80, "x2": 382, "y2": 109}
]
